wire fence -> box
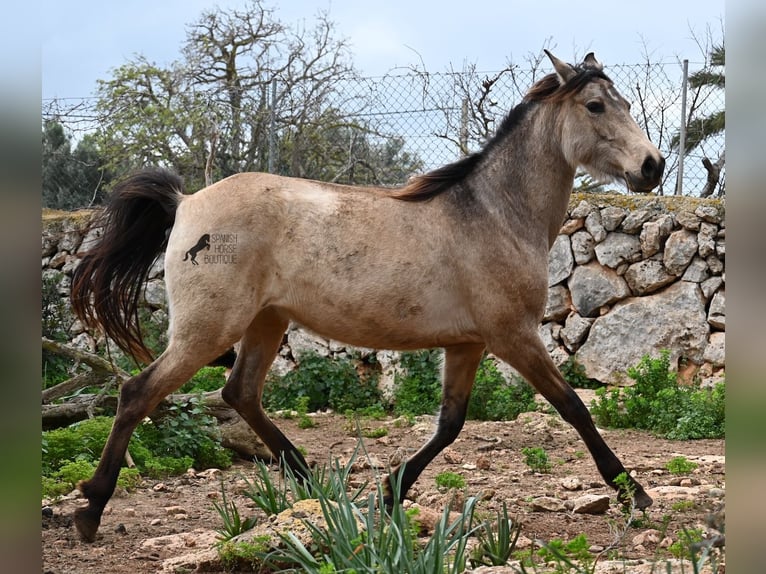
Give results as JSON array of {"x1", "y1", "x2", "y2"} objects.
[{"x1": 43, "y1": 58, "x2": 725, "y2": 197}]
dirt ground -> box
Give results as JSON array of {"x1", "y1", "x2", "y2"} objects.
[{"x1": 42, "y1": 409, "x2": 725, "y2": 573}]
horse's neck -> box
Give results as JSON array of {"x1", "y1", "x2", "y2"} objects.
[{"x1": 473, "y1": 108, "x2": 575, "y2": 248}]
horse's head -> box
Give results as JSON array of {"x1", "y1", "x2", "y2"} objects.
[{"x1": 541, "y1": 50, "x2": 665, "y2": 193}]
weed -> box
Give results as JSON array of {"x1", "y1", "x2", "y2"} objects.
[
  {"x1": 361, "y1": 426, "x2": 388, "y2": 438},
  {"x1": 212, "y1": 480, "x2": 258, "y2": 541},
  {"x1": 559, "y1": 356, "x2": 600, "y2": 389},
  {"x1": 435, "y1": 471, "x2": 466, "y2": 490},
  {"x1": 469, "y1": 501, "x2": 521, "y2": 567},
  {"x1": 671, "y1": 500, "x2": 697, "y2": 512},
  {"x1": 521, "y1": 447, "x2": 552, "y2": 473},
  {"x1": 217, "y1": 536, "x2": 270, "y2": 571},
  {"x1": 666, "y1": 456, "x2": 699, "y2": 475}
]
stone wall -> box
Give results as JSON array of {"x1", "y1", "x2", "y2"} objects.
[{"x1": 41, "y1": 193, "x2": 725, "y2": 386}]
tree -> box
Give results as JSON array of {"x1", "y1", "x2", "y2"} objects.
[
  {"x1": 91, "y1": 0, "x2": 421, "y2": 190},
  {"x1": 42, "y1": 120, "x2": 111, "y2": 210}
]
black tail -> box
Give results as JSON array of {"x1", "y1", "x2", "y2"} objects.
[{"x1": 71, "y1": 169, "x2": 185, "y2": 364}]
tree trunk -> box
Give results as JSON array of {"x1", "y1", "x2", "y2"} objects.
[{"x1": 700, "y1": 151, "x2": 725, "y2": 198}]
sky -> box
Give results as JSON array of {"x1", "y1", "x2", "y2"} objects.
[{"x1": 41, "y1": 0, "x2": 725, "y2": 101}]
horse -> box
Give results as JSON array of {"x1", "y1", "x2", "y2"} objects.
[{"x1": 70, "y1": 51, "x2": 664, "y2": 542}]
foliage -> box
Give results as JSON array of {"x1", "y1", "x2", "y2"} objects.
[
  {"x1": 665, "y1": 456, "x2": 699, "y2": 476},
  {"x1": 212, "y1": 480, "x2": 258, "y2": 541},
  {"x1": 435, "y1": 471, "x2": 466, "y2": 491},
  {"x1": 42, "y1": 400, "x2": 232, "y2": 498},
  {"x1": 469, "y1": 501, "x2": 521, "y2": 567},
  {"x1": 521, "y1": 447, "x2": 552, "y2": 473},
  {"x1": 263, "y1": 351, "x2": 382, "y2": 414},
  {"x1": 559, "y1": 356, "x2": 599, "y2": 389},
  {"x1": 217, "y1": 537, "x2": 271, "y2": 572},
  {"x1": 178, "y1": 366, "x2": 228, "y2": 393},
  {"x1": 590, "y1": 350, "x2": 725, "y2": 440},
  {"x1": 467, "y1": 358, "x2": 538, "y2": 421},
  {"x1": 393, "y1": 350, "x2": 443, "y2": 416},
  {"x1": 88, "y1": 0, "x2": 422, "y2": 189},
  {"x1": 254, "y1": 465, "x2": 478, "y2": 574},
  {"x1": 42, "y1": 120, "x2": 112, "y2": 209}
]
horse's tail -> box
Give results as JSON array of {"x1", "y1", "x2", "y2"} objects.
[{"x1": 71, "y1": 169, "x2": 185, "y2": 364}]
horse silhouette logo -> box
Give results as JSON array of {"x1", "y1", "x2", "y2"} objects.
[{"x1": 183, "y1": 234, "x2": 211, "y2": 265}]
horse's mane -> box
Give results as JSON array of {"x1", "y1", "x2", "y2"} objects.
[{"x1": 391, "y1": 67, "x2": 610, "y2": 202}]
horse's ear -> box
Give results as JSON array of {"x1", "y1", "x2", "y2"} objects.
[
  {"x1": 582, "y1": 52, "x2": 603, "y2": 71},
  {"x1": 544, "y1": 49, "x2": 577, "y2": 84}
]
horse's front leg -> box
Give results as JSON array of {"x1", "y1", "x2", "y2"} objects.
[
  {"x1": 490, "y1": 334, "x2": 652, "y2": 509},
  {"x1": 383, "y1": 343, "x2": 485, "y2": 507}
]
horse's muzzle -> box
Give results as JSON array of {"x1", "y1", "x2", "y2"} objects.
[{"x1": 625, "y1": 155, "x2": 665, "y2": 193}]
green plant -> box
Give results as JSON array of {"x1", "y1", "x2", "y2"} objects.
[
  {"x1": 393, "y1": 350, "x2": 443, "y2": 416},
  {"x1": 179, "y1": 366, "x2": 227, "y2": 393},
  {"x1": 665, "y1": 456, "x2": 699, "y2": 475},
  {"x1": 361, "y1": 426, "x2": 388, "y2": 438},
  {"x1": 559, "y1": 356, "x2": 599, "y2": 389},
  {"x1": 467, "y1": 358, "x2": 537, "y2": 421},
  {"x1": 591, "y1": 351, "x2": 725, "y2": 440},
  {"x1": 217, "y1": 536, "x2": 270, "y2": 572},
  {"x1": 264, "y1": 351, "x2": 382, "y2": 414},
  {"x1": 261, "y1": 466, "x2": 479, "y2": 574},
  {"x1": 669, "y1": 528, "x2": 705, "y2": 559},
  {"x1": 521, "y1": 447, "x2": 551, "y2": 473},
  {"x1": 212, "y1": 480, "x2": 258, "y2": 541},
  {"x1": 469, "y1": 501, "x2": 521, "y2": 567},
  {"x1": 435, "y1": 471, "x2": 466, "y2": 490},
  {"x1": 671, "y1": 500, "x2": 696, "y2": 512}
]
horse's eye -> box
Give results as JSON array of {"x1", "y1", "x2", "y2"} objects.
[{"x1": 586, "y1": 101, "x2": 605, "y2": 114}]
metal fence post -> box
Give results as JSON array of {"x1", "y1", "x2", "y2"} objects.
[
  {"x1": 459, "y1": 97, "x2": 469, "y2": 156},
  {"x1": 268, "y1": 77, "x2": 277, "y2": 174},
  {"x1": 675, "y1": 59, "x2": 689, "y2": 196}
]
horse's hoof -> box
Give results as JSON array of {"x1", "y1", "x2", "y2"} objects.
[
  {"x1": 634, "y1": 489, "x2": 653, "y2": 510},
  {"x1": 74, "y1": 507, "x2": 101, "y2": 543}
]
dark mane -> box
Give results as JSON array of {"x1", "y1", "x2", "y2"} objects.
[{"x1": 392, "y1": 67, "x2": 610, "y2": 202}]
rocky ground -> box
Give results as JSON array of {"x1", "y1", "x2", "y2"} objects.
[{"x1": 42, "y1": 407, "x2": 725, "y2": 573}]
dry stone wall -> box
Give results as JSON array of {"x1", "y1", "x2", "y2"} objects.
[{"x1": 42, "y1": 193, "x2": 725, "y2": 387}]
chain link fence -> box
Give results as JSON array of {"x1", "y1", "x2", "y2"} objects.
[{"x1": 43, "y1": 59, "x2": 724, "y2": 197}]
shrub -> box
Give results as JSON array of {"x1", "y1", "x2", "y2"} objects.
[
  {"x1": 392, "y1": 350, "x2": 443, "y2": 416},
  {"x1": 264, "y1": 352, "x2": 381, "y2": 413},
  {"x1": 467, "y1": 358, "x2": 537, "y2": 421},
  {"x1": 179, "y1": 366, "x2": 228, "y2": 393},
  {"x1": 590, "y1": 350, "x2": 725, "y2": 440}
]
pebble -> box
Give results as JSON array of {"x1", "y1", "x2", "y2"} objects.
[{"x1": 150, "y1": 518, "x2": 162, "y2": 526}]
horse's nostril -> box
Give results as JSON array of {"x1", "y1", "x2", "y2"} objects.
[{"x1": 641, "y1": 156, "x2": 664, "y2": 180}]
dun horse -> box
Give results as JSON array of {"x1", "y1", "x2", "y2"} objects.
[{"x1": 71, "y1": 51, "x2": 664, "y2": 542}]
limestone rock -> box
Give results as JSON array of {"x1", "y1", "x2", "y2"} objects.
[
  {"x1": 560, "y1": 313, "x2": 593, "y2": 352},
  {"x1": 548, "y1": 234, "x2": 573, "y2": 286},
  {"x1": 577, "y1": 282, "x2": 709, "y2": 384},
  {"x1": 594, "y1": 233, "x2": 641, "y2": 270},
  {"x1": 599, "y1": 206, "x2": 626, "y2": 231},
  {"x1": 703, "y1": 332, "x2": 725, "y2": 367},
  {"x1": 663, "y1": 229, "x2": 698, "y2": 276},
  {"x1": 572, "y1": 493, "x2": 610, "y2": 514},
  {"x1": 568, "y1": 262, "x2": 631, "y2": 318},
  {"x1": 624, "y1": 259, "x2": 675, "y2": 295},
  {"x1": 584, "y1": 210, "x2": 607, "y2": 242},
  {"x1": 543, "y1": 284, "x2": 572, "y2": 322},
  {"x1": 708, "y1": 290, "x2": 725, "y2": 330},
  {"x1": 571, "y1": 230, "x2": 596, "y2": 265}
]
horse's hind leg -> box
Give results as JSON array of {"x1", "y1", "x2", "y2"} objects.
[
  {"x1": 74, "y1": 345, "x2": 215, "y2": 541},
  {"x1": 220, "y1": 307, "x2": 309, "y2": 475},
  {"x1": 384, "y1": 343, "x2": 485, "y2": 506},
  {"x1": 490, "y1": 335, "x2": 652, "y2": 509}
]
